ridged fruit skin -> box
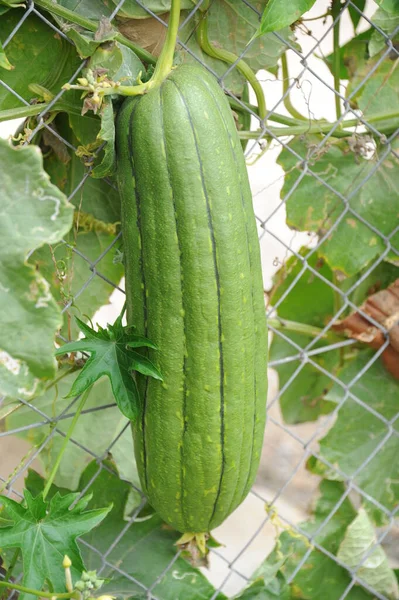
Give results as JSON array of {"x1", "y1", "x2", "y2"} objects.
[{"x1": 116, "y1": 64, "x2": 268, "y2": 533}]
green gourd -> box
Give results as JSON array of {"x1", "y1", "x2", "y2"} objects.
[{"x1": 116, "y1": 64, "x2": 268, "y2": 534}]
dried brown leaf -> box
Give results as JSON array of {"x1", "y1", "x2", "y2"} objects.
[
  {"x1": 117, "y1": 14, "x2": 168, "y2": 57},
  {"x1": 333, "y1": 279, "x2": 399, "y2": 378}
]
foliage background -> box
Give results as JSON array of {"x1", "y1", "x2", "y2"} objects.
[{"x1": 0, "y1": 0, "x2": 398, "y2": 598}]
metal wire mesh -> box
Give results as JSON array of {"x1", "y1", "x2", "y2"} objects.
[{"x1": 0, "y1": 0, "x2": 398, "y2": 598}]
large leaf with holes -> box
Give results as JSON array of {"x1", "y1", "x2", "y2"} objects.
[
  {"x1": 308, "y1": 350, "x2": 399, "y2": 525},
  {"x1": 269, "y1": 250, "x2": 338, "y2": 423},
  {"x1": 178, "y1": 0, "x2": 297, "y2": 95},
  {"x1": 278, "y1": 136, "x2": 399, "y2": 276},
  {"x1": 0, "y1": 11, "x2": 82, "y2": 111},
  {"x1": 0, "y1": 139, "x2": 73, "y2": 399}
]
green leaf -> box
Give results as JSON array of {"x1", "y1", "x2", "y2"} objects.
[
  {"x1": 0, "y1": 139, "x2": 73, "y2": 399},
  {"x1": 255, "y1": 0, "x2": 317, "y2": 35},
  {"x1": 46, "y1": 0, "x2": 113, "y2": 20},
  {"x1": 269, "y1": 250, "x2": 338, "y2": 423},
  {"x1": 67, "y1": 100, "x2": 102, "y2": 146},
  {"x1": 113, "y1": 43, "x2": 146, "y2": 86},
  {"x1": 235, "y1": 561, "x2": 290, "y2": 598},
  {"x1": 234, "y1": 575, "x2": 290, "y2": 599},
  {"x1": 373, "y1": 0, "x2": 399, "y2": 14},
  {"x1": 52, "y1": 15, "x2": 117, "y2": 59},
  {"x1": 25, "y1": 459, "x2": 227, "y2": 599},
  {"x1": 55, "y1": 316, "x2": 162, "y2": 420},
  {"x1": 111, "y1": 0, "x2": 193, "y2": 19},
  {"x1": 309, "y1": 350, "x2": 399, "y2": 524},
  {"x1": 178, "y1": 0, "x2": 297, "y2": 96},
  {"x1": 270, "y1": 250, "x2": 335, "y2": 327},
  {"x1": 5, "y1": 373, "x2": 139, "y2": 489},
  {"x1": 0, "y1": 11, "x2": 81, "y2": 110},
  {"x1": 348, "y1": 0, "x2": 367, "y2": 32},
  {"x1": 337, "y1": 509, "x2": 399, "y2": 599},
  {"x1": 42, "y1": 113, "x2": 120, "y2": 224},
  {"x1": 324, "y1": 29, "x2": 371, "y2": 80},
  {"x1": 340, "y1": 260, "x2": 399, "y2": 307},
  {"x1": 0, "y1": 490, "x2": 110, "y2": 600},
  {"x1": 65, "y1": 28, "x2": 98, "y2": 58},
  {"x1": 0, "y1": 38, "x2": 12, "y2": 70},
  {"x1": 91, "y1": 98, "x2": 115, "y2": 178},
  {"x1": 369, "y1": 7, "x2": 399, "y2": 56},
  {"x1": 270, "y1": 333, "x2": 338, "y2": 423},
  {"x1": 349, "y1": 56, "x2": 399, "y2": 120},
  {"x1": 278, "y1": 135, "x2": 399, "y2": 276}
]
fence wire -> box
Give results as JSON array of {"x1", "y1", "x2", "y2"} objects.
[{"x1": 0, "y1": 0, "x2": 398, "y2": 598}]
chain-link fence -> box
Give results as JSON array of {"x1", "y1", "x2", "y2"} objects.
[{"x1": 0, "y1": 0, "x2": 398, "y2": 598}]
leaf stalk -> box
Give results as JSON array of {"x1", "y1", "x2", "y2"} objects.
[
  {"x1": 331, "y1": 0, "x2": 342, "y2": 120},
  {"x1": 0, "y1": 581, "x2": 79, "y2": 600},
  {"x1": 196, "y1": 0, "x2": 267, "y2": 121},
  {"x1": 42, "y1": 387, "x2": 91, "y2": 499}
]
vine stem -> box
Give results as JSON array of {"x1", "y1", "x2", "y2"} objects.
[
  {"x1": 302, "y1": 12, "x2": 330, "y2": 22},
  {"x1": 42, "y1": 387, "x2": 91, "y2": 500},
  {"x1": 0, "y1": 96, "x2": 300, "y2": 127},
  {"x1": 67, "y1": 0, "x2": 181, "y2": 97},
  {"x1": 331, "y1": 0, "x2": 342, "y2": 120},
  {"x1": 0, "y1": 581, "x2": 78, "y2": 599},
  {"x1": 112, "y1": 0, "x2": 180, "y2": 95},
  {"x1": 268, "y1": 318, "x2": 342, "y2": 341},
  {"x1": 281, "y1": 53, "x2": 307, "y2": 121},
  {"x1": 0, "y1": 101, "x2": 85, "y2": 123},
  {"x1": 3, "y1": 100, "x2": 398, "y2": 138},
  {"x1": 238, "y1": 111, "x2": 399, "y2": 138},
  {"x1": 228, "y1": 97, "x2": 301, "y2": 125},
  {"x1": 150, "y1": 0, "x2": 181, "y2": 86},
  {"x1": 196, "y1": 1, "x2": 267, "y2": 121},
  {"x1": 33, "y1": 0, "x2": 156, "y2": 65}
]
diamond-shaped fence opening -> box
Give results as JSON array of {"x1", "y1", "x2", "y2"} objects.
[{"x1": 0, "y1": 0, "x2": 398, "y2": 598}]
